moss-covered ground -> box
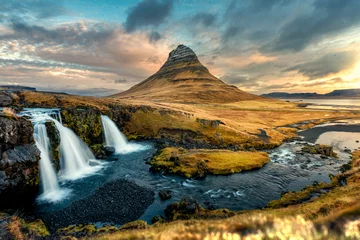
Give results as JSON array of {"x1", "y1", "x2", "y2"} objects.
[{"x1": 150, "y1": 147, "x2": 270, "y2": 178}]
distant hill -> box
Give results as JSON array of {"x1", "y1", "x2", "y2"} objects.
[
  {"x1": 113, "y1": 45, "x2": 261, "y2": 103},
  {"x1": 262, "y1": 89, "x2": 360, "y2": 99},
  {"x1": 0, "y1": 85, "x2": 37, "y2": 92}
]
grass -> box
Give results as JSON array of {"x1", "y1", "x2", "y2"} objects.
[{"x1": 150, "y1": 147, "x2": 270, "y2": 178}]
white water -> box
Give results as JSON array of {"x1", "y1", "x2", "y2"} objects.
[
  {"x1": 101, "y1": 115, "x2": 147, "y2": 154},
  {"x1": 19, "y1": 108, "x2": 104, "y2": 202},
  {"x1": 53, "y1": 119, "x2": 103, "y2": 181},
  {"x1": 33, "y1": 123, "x2": 70, "y2": 202}
]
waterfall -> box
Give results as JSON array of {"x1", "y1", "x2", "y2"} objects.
[
  {"x1": 53, "y1": 119, "x2": 103, "y2": 180},
  {"x1": 19, "y1": 108, "x2": 104, "y2": 199},
  {"x1": 34, "y1": 123, "x2": 61, "y2": 200},
  {"x1": 33, "y1": 123, "x2": 70, "y2": 202},
  {"x1": 101, "y1": 115, "x2": 147, "y2": 154}
]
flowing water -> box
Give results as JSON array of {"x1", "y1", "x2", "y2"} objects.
[
  {"x1": 18, "y1": 108, "x2": 358, "y2": 225},
  {"x1": 33, "y1": 123, "x2": 70, "y2": 202},
  {"x1": 19, "y1": 108, "x2": 104, "y2": 201},
  {"x1": 100, "y1": 115, "x2": 147, "y2": 154},
  {"x1": 53, "y1": 119, "x2": 103, "y2": 181}
]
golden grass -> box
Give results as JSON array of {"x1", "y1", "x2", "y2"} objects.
[
  {"x1": 2, "y1": 107, "x2": 18, "y2": 119},
  {"x1": 150, "y1": 147, "x2": 270, "y2": 178}
]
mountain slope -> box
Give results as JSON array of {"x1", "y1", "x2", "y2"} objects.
[{"x1": 113, "y1": 45, "x2": 261, "y2": 103}]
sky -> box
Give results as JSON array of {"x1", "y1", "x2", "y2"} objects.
[{"x1": 0, "y1": 0, "x2": 359, "y2": 96}]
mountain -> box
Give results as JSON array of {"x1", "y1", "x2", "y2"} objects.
[
  {"x1": 262, "y1": 89, "x2": 360, "y2": 99},
  {"x1": 113, "y1": 45, "x2": 261, "y2": 103},
  {"x1": 0, "y1": 85, "x2": 37, "y2": 91}
]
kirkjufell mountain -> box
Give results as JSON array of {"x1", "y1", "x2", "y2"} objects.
[{"x1": 114, "y1": 45, "x2": 261, "y2": 103}]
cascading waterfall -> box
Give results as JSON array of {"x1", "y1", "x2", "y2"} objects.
[
  {"x1": 33, "y1": 123, "x2": 67, "y2": 202},
  {"x1": 101, "y1": 115, "x2": 147, "y2": 154},
  {"x1": 53, "y1": 119, "x2": 103, "y2": 181},
  {"x1": 19, "y1": 108, "x2": 104, "y2": 201}
]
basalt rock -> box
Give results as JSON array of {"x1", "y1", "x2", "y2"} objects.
[
  {"x1": 0, "y1": 92, "x2": 13, "y2": 107},
  {"x1": 0, "y1": 116, "x2": 40, "y2": 208},
  {"x1": 159, "y1": 190, "x2": 172, "y2": 200},
  {"x1": 45, "y1": 121, "x2": 61, "y2": 170}
]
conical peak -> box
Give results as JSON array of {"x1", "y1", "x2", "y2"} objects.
[
  {"x1": 162, "y1": 45, "x2": 199, "y2": 68},
  {"x1": 168, "y1": 45, "x2": 197, "y2": 60}
]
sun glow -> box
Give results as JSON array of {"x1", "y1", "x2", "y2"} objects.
[{"x1": 342, "y1": 60, "x2": 360, "y2": 88}]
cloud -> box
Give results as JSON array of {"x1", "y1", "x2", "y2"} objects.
[
  {"x1": 262, "y1": 0, "x2": 360, "y2": 52},
  {"x1": 124, "y1": 0, "x2": 174, "y2": 32},
  {"x1": 222, "y1": 0, "x2": 291, "y2": 43},
  {"x1": 221, "y1": 75, "x2": 250, "y2": 84},
  {"x1": 0, "y1": 0, "x2": 68, "y2": 20},
  {"x1": 192, "y1": 13, "x2": 217, "y2": 27},
  {"x1": 147, "y1": 56, "x2": 161, "y2": 64},
  {"x1": 2, "y1": 20, "x2": 114, "y2": 46},
  {"x1": 114, "y1": 79, "x2": 128, "y2": 84},
  {"x1": 148, "y1": 31, "x2": 162, "y2": 42},
  {"x1": 284, "y1": 51, "x2": 357, "y2": 79}
]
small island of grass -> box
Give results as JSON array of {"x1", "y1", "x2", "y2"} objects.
[{"x1": 149, "y1": 147, "x2": 270, "y2": 178}]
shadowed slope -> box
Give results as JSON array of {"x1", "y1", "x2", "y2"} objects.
[{"x1": 113, "y1": 45, "x2": 261, "y2": 103}]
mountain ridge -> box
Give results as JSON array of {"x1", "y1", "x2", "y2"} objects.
[
  {"x1": 262, "y1": 89, "x2": 360, "y2": 99},
  {"x1": 113, "y1": 45, "x2": 261, "y2": 103}
]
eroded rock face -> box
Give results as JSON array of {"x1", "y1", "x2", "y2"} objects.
[
  {"x1": 0, "y1": 116, "x2": 40, "y2": 208},
  {"x1": 160, "y1": 45, "x2": 202, "y2": 69}
]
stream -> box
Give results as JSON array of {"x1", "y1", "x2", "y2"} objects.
[{"x1": 18, "y1": 108, "x2": 360, "y2": 226}]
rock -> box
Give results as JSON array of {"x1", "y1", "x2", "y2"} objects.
[
  {"x1": 344, "y1": 148, "x2": 352, "y2": 153},
  {"x1": 40, "y1": 179, "x2": 154, "y2": 232},
  {"x1": 301, "y1": 144, "x2": 337, "y2": 158},
  {"x1": 196, "y1": 118, "x2": 224, "y2": 128},
  {"x1": 0, "y1": 92, "x2": 13, "y2": 107},
  {"x1": 45, "y1": 121, "x2": 61, "y2": 170},
  {"x1": 105, "y1": 146, "x2": 116, "y2": 154},
  {"x1": 159, "y1": 190, "x2": 172, "y2": 200},
  {"x1": 151, "y1": 215, "x2": 165, "y2": 224},
  {"x1": 164, "y1": 197, "x2": 201, "y2": 220},
  {"x1": 0, "y1": 116, "x2": 40, "y2": 209}
]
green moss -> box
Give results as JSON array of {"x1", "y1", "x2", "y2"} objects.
[
  {"x1": 57, "y1": 224, "x2": 97, "y2": 236},
  {"x1": 150, "y1": 147, "x2": 270, "y2": 178},
  {"x1": 25, "y1": 219, "x2": 50, "y2": 237},
  {"x1": 6, "y1": 216, "x2": 50, "y2": 238},
  {"x1": 119, "y1": 220, "x2": 148, "y2": 231}
]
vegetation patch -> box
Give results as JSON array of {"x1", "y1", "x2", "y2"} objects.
[
  {"x1": 150, "y1": 147, "x2": 270, "y2": 178},
  {"x1": 301, "y1": 144, "x2": 338, "y2": 158}
]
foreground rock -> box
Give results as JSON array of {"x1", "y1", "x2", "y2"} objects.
[
  {"x1": 301, "y1": 144, "x2": 337, "y2": 158},
  {"x1": 40, "y1": 179, "x2": 154, "y2": 231},
  {"x1": 164, "y1": 197, "x2": 235, "y2": 221},
  {"x1": 150, "y1": 147, "x2": 270, "y2": 178},
  {"x1": 0, "y1": 115, "x2": 40, "y2": 208}
]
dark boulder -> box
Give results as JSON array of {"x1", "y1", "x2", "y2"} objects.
[
  {"x1": 159, "y1": 190, "x2": 172, "y2": 200},
  {"x1": 164, "y1": 197, "x2": 201, "y2": 220},
  {"x1": 105, "y1": 146, "x2": 116, "y2": 154}
]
